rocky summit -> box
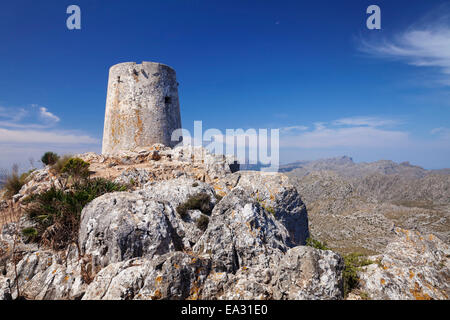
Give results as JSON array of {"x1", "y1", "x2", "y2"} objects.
[{"x1": 0, "y1": 145, "x2": 448, "y2": 300}]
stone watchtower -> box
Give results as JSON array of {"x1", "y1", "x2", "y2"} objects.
[{"x1": 102, "y1": 62, "x2": 182, "y2": 154}]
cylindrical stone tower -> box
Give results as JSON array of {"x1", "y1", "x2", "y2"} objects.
[{"x1": 102, "y1": 61, "x2": 182, "y2": 154}]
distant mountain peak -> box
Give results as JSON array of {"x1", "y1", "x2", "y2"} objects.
[{"x1": 333, "y1": 155, "x2": 354, "y2": 164}]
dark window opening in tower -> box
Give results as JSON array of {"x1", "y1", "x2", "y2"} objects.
[{"x1": 165, "y1": 96, "x2": 172, "y2": 106}]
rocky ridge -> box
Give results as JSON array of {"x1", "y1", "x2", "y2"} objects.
[
  {"x1": 0, "y1": 146, "x2": 448, "y2": 300},
  {"x1": 279, "y1": 156, "x2": 448, "y2": 178}
]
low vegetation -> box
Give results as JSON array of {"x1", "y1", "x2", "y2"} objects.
[
  {"x1": 306, "y1": 236, "x2": 330, "y2": 251},
  {"x1": 256, "y1": 196, "x2": 276, "y2": 216},
  {"x1": 1, "y1": 153, "x2": 130, "y2": 250},
  {"x1": 305, "y1": 237, "x2": 374, "y2": 298},
  {"x1": 22, "y1": 178, "x2": 127, "y2": 250},
  {"x1": 176, "y1": 193, "x2": 213, "y2": 218},
  {"x1": 264, "y1": 205, "x2": 275, "y2": 215},
  {"x1": 342, "y1": 252, "x2": 374, "y2": 298},
  {"x1": 41, "y1": 152, "x2": 59, "y2": 166},
  {"x1": 21, "y1": 227, "x2": 38, "y2": 241},
  {"x1": 48, "y1": 155, "x2": 91, "y2": 187},
  {"x1": 50, "y1": 154, "x2": 73, "y2": 175},
  {"x1": 61, "y1": 158, "x2": 90, "y2": 181},
  {"x1": 3, "y1": 165, "x2": 34, "y2": 198},
  {"x1": 196, "y1": 215, "x2": 209, "y2": 232}
]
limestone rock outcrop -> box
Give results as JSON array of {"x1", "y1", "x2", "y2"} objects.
[
  {"x1": 1, "y1": 146, "x2": 449, "y2": 300},
  {"x1": 216, "y1": 171, "x2": 309, "y2": 246},
  {"x1": 193, "y1": 186, "x2": 290, "y2": 274},
  {"x1": 0, "y1": 276, "x2": 12, "y2": 300},
  {"x1": 357, "y1": 227, "x2": 450, "y2": 300},
  {"x1": 272, "y1": 246, "x2": 344, "y2": 300},
  {"x1": 1, "y1": 224, "x2": 86, "y2": 300},
  {"x1": 0, "y1": 153, "x2": 342, "y2": 300},
  {"x1": 78, "y1": 175, "x2": 317, "y2": 299}
]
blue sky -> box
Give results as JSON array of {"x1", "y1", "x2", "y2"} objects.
[{"x1": 0, "y1": 0, "x2": 449, "y2": 170}]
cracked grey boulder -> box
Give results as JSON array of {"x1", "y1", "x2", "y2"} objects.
[
  {"x1": 140, "y1": 177, "x2": 218, "y2": 210},
  {"x1": 201, "y1": 266, "x2": 274, "y2": 300},
  {"x1": 357, "y1": 227, "x2": 450, "y2": 300},
  {"x1": 79, "y1": 178, "x2": 218, "y2": 270},
  {"x1": 200, "y1": 246, "x2": 344, "y2": 300},
  {"x1": 114, "y1": 168, "x2": 153, "y2": 187},
  {"x1": 168, "y1": 145, "x2": 235, "y2": 180},
  {"x1": 217, "y1": 171, "x2": 309, "y2": 246},
  {"x1": 1, "y1": 243, "x2": 86, "y2": 300},
  {"x1": 82, "y1": 251, "x2": 211, "y2": 300},
  {"x1": 79, "y1": 192, "x2": 185, "y2": 269},
  {"x1": 272, "y1": 246, "x2": 344, "y2": 300},
  {"x1": 1, "y1": 223, "x2": 87, "y2": 300},
  {"x1": 141, "y1": 178, "x2": 218, "y2": 247},
  {"x1": 0, "y1": 276, "x2": 12, "y2": 300},
  {"x1": 193, "y1": 187, "x2": 290, "y2": 273},
  {"x1": 82, "y1": 258, "x2": 150, "y2": 300}
]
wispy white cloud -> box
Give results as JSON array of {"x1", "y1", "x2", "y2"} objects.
[
  {"x1": 0, "y1": 106, "x2": 28, "y2": 123},
  {"x1": 280, "y1": 125, "x2": 309, "y2": 133},
  {"x1": 38, "y1": 106, "x2": 60, "y2": 123},
  {"x1": 0, "y1": 128, "x2": 98, "y2": 144},
  {"x1": 431, "y1": 127, "x2": 450, "y2": 139},
  {"x1": 1, "y1": 104, "x2": 60, "y2": 128},
  {"x1": 0, "y1": 122, "x2": 50, "y2": 129},
  {"x1": 280, "y1": 119, "x2": 408, "y2": 149},
  {"x1": 332, "y1": 116, "x2": 399, "y2": 127},
  {"x1": 278, "y1": 117, "x2": 450, "y2": 169},
  {"x1": 0, "y1": 104, "x2": 100, "y2": 169},
  {"x1": 359, "y1": 7, "x2": 450, "y2": 86}
]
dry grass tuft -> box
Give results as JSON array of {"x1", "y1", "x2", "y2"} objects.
[{"x1": 0, "y1": 200, "x2": 22, "y2": 230}]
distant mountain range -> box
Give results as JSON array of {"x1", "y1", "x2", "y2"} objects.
[
  {"x1": 280, "y1": 156, "x2": 450, "y2": 255},
  {"x1": 279, "y1": 156, "x2": 450, "y2": 178}
]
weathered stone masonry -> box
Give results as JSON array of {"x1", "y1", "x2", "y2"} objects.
[{"x1": 102, "y1": 61, "x2": 182, "y2": 154}]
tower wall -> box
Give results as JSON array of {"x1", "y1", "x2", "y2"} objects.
[{"x1": 102, "y1": 61, "x2": 182, "y2": 154}]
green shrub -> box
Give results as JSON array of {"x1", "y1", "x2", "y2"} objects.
[
  {"x1": 24, "y1": 178, "x2": 127, "y2": 250},
  {"x1": 61, "y1": 158, "x2": 90, "y2": 181},
  {"x1": 256, "y1": 198, "x2": 276, "y2": 216},
  {"x1": 3, "y1": 165, "x2": 33, "y2": 198},
  {"x1": 343, "y1": 253, "x2": 374, "y2": 297},
  {"x1": 176, "y1": 193, "x2": 212, "y2": 218},
  {"x1": 4, "y1": 173, "x2": 24, "y2": 197},
  {"x1": 21, "y1": 227, "x2": 38, "y2": 241},
  {"x1": 305, "y1": 237, "x2": 374, "y2": 297},
  {"x1": 51, "y1": 154, "x2": 73, "y2": 174},
  {"x1": 306, "y1": 237, "x2": 330, "y2": 250},
  {"x1": 196, "y1": 215, "x2": 209, "y2": 232},
  {"x1": 265, "y1": 205, "x2": 275, "y2": 215},
  {"x1": 72, "y1": 177, "x2": 128, "y2": 198},
  {"x1": 41, "y1": 152, "x2": 59, "y2": 166},
  {"x1": 359, "y1": 291, "x2": 371, "y2": 300}
]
